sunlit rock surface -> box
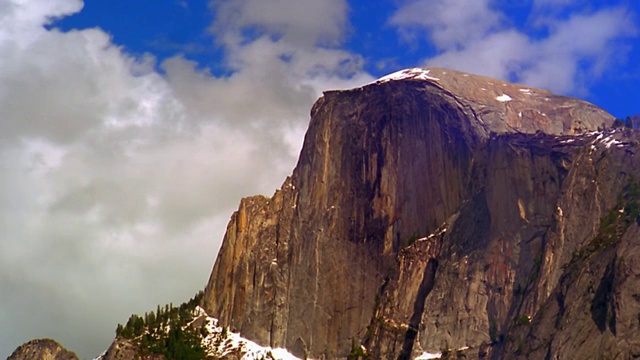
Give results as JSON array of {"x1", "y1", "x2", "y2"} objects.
[{"x1": 203, "y1": 67, "x2": 640, "y2": 359}]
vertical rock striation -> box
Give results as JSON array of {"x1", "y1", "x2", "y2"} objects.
[{"x1": 203, "y1": 68, "x2": 640, "y2": 359}]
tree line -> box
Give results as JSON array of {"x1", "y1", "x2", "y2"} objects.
[
  {"x1": 613, "y1": 114, "x2": 640, "y2": 129},
  {"x1": 115, "y1": 291, "x2": 206, "y2": 359}
]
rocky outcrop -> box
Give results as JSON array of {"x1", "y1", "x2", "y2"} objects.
[
  {"x1": 8, "y1": 339, "x2": 79, "y2": 360},
  {"x1": 203, "y1": 67, "x2": 640, "y2": 359},
  {"x1": 100, "y1": 338, "x2": 164, "y2": 360}
]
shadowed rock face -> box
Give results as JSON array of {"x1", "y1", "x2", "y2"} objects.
[
  {"x1": 8, "y1": 339, "x2": 79, "y2": 360},
  {"x1": 203, "y1": 68, "x2": 640, "y2": 359}
]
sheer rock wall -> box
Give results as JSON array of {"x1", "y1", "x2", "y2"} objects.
[{"x1": 203, "y1": 68, "x2": 640, "y2": 359}]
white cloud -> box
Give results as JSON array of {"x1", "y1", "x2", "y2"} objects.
[
  {"x1": 0, "y1": 0, "x2": 371, "y2": 357},
  {"x1": 389, "y1": 0, "x2": 637, "y2": 95},
  {"x1": 0, "y1": 0, "x2": 82, "y2": 42},
  {"x1": 532, "y1": 0, "x2": 577, "y2": 9},
  {"x1": 426, "y1": 29, "x2": 531, "y2": 81},
  {"x1": 523, "y1": 7, "x2": 636, "y2": 93},
  {"x1": 389, "y1": 0, "x2": 502, "y2": 50},
  {"x1": 210, "y1": 0, "x2": 349, "y2": 47}
]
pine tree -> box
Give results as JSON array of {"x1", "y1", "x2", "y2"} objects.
[
  {"x1": 114, "y1": 291, "x2": 207, "y2": 358},
  {"x1": 148, "y1": 311, "x2": 156, "y2": 330},
  {"x1": 623, "y1": 114, "x2": 640, "y2": 129},
  {"x1": 116, "y1": 323, "x2": 124, "y2": 337},
  {"x1": 134, "y1": 315, "x2": 145, "y2": 336}
]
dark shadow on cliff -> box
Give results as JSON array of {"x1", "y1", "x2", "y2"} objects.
[
  {"x1": 591, "y1": 259, "x2": 617, "y2": 335},
  {"x1": 398, "y1": 259, "x2": 438, "y2": 360}
]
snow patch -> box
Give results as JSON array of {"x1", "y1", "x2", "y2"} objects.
[
  {"x1": 519, "y1": 88, "x2": 532, "y2": 94},
  {"x1": 587, "y1": 130, "x2": 627, "y2": 150},
  {"x1": 496, "y1": 94, "x2": 512, "y2": 102},
  {"x1": 416, "y1": 345, "x2": 469, "y2": 359},
  {"x1": 375, "y1": 68, "x2": 440, "y2": 83},
  {"x1": 602, "y1": 136, "x2": 623, "y2": 149},
  {"x1": 195, "y1": 306, "x2": 302, "y2": 360},
  {"x1": 415, "y1": 352, "x2": 442, "y2": 359},
  {"x1": 603, "y1": 136, "x2": 616, "y2": 148},
  {"x1": 408, "y1": 225, "x2": 448, "y2": 249}
]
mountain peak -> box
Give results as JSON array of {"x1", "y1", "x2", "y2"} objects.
[
  {"x1": 203, "y1": 68, "x2": 640, "y2": 359},
  {"x1": 336, "y1": 67, "x2": 614, "y2": 137}
]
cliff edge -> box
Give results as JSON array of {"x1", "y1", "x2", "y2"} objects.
[{"x1": 202, "y1": 67, "x2": 640, "y2": 359}]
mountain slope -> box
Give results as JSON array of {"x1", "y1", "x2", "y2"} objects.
[
  {"x1": 98, "y1": 306, "x2": 300, "y2": 360},
  {"x1": 202, "y1": 68, "x2": 640, "y2": 359},
  {"x1": 8, "y1": 339, "x2": 79, "y2": 360}
]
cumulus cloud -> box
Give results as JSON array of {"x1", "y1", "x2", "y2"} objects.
[
  {"x1": 389, "y1": 0, "x2": 637, "y2": 95},
  {"x1": 0, "y1": 0, "x2": 371, "y2": 357},
  {"x1": 532, "y1": 0, "x2": 577, "y2": 10},
  {"x1": 389, "y1": 0, "x2": 503, "y2": 50},
  {"x1": 209, "y1": 0, "x2": 349, "y2": 48}
]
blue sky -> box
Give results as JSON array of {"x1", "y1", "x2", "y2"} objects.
[
  {"x1": 53, "y1": 0, "x2": 638, "y2": 118},
  {"x1": 0, "y1": 0, "x2": 638, "y2": 358}
]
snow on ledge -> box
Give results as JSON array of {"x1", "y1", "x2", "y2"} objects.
[
  {"x1": 496, "y1": 94, "x2": 512, "y2": 102},
  {"x1": 375, "y1": 68, "x2": 440, "y2": 84},
  {"x1": 415, "y1": 352, "x2": 442, "y2": 359},
  {"x1": 193, "y1": 306, "x2": 302, "y2": 360}
]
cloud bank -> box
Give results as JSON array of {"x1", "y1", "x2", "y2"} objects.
[
  {"x1": 0, "y1": 0, "x2": 369, "y2": 357},
  {"x1": 389, "y1": 0, "x2": 636, "y2": 94}
]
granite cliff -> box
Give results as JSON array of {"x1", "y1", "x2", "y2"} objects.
[
  {"x1": 11, "y1": 68, "x2": 639, "y2": 360},
  {"x1": 202, "y1": 68, "x2": 640, "y2": 359}
]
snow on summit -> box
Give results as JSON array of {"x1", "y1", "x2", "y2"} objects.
[
  {"x1": 496, "y1": 94, "x2": 512, "y2": 102},
  {"x1": 375, "y1": 68, "x2": 441, "y2": 83}
]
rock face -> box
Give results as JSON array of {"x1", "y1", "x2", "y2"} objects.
[
  {"x1": 8, "y1": 339, "x2": 79, "y2": 360},
  {"x1": 100, "y1": 338, "x2": 167, "y2": 360},
  {"x1": 203, "y1": 67, "x2": 640, "y2": 359}
]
